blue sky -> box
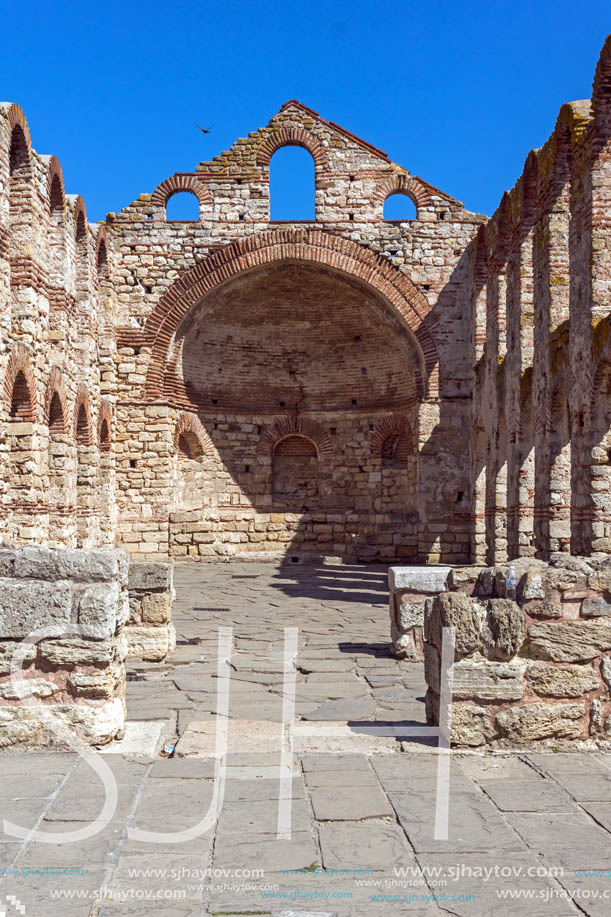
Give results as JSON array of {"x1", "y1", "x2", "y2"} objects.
[{"x1": 1, "y1": 1, "x2": 609, "y2": 222}]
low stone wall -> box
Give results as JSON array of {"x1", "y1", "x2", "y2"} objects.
[
  {"x1": 389, "y1": 566, "x2": 451, "y2": 659},
  {"x1": 125, "y1": 562, "x2": 175, "y2": 662},
  {"x1": 423, "y1": 556, "x2": 611, "y2": 747},
  {"x1": 0, "y1": 545, "x2": 129, "y2": 748}
]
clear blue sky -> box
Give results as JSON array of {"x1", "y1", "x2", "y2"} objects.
[{"x1": 1, "y1": 1, "x2": 609, "y2": 222}]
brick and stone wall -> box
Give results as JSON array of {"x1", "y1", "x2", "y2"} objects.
[
  {"x1": 125, "y1": 562, "x2": 175, "y2": 661},
  {"x1": 424, "y1": 555, "x2": 611, "y2": 747},
  {"x1": 0, "y1": 545, "x2": 128, "y2": 748}
]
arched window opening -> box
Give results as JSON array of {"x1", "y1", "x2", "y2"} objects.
[
  {"x1": 384, "y1": 193, "x2": 417, "y2": 221},
  {"x1": 75, "y1": 211, "x2": 88, "y2": 289},
  {"x1": 272, "y1": 435, "x2": 318, "y2": 502},
  {"x1": 9, "y1": 126, "x2": 30, "y2": 197},
  {"x1": 380, "y1": 429, "x2": 416, "y2": 512},
  {"x1": 548, "y1": 390, "x2": 572, "y2": 555},
  {"x1": 100, "y1": 418, "x2": 111, "y2": 450},
  {"x1": 381, "y1": 432, "x2": 412, "y2": 468},
  {"x1": 166, "y1": 191, "x2": 200, "y2": 221},
  {"x1": 270, "y1": 147, "x2": 315, "y2": 221},
  {"x1": 177, "y1": 431, "x2": 203, "y2": 460},
  {"x1": 48, "y1": 391, "x2": 65, "y2": 433},
  {"x1": 97, "y1": 239, "x2": 109, "y2": 277},
  {"x1": 48, "y1": 174, "x2": 65, "y2": 284},
  {"x1": 10, "y1": 371, "x2": 32, "y2": 420},
  {"x1": 76, "y1": 404, "x2": 90, "y2": 445}
]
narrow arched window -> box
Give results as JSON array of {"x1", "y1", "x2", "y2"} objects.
[
  {"x1": 76, "y1": 211, "x2": 88, "y2": 289},
  {"x1": 381, "y1": 432, "x2": 412, "y2": 468},
  {"x1": 48, "y1": 391, "x2": 65, "y2": 433},
  {"x1": 76, "y1": 403, "x2": 90, "y2": 444},
  {"x1": 166, "y1": 191, "x2": 200, "y2": 221},
  {"x1": 270, "y1": 147, "x2": 315, "y2": 221},
  {"x1": 272, "y1": 435, "x2": 318, "y2": 502},
  {"x1": 177, "y1": 431, "x2": 203, "y2": 460},
  {"x1": 384, "y1": 193, "x2": 417, "y2": 221},
  {"x1": 10, "y1": 371, "x2": 32, "y2": 420}
]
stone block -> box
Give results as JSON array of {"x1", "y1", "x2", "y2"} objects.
[
  {"x1": 0, "y1": 578, "x2": 72, "y2": 638},
  {"x1": 484, "y1": 599, "x2": 525, "y2": 660},
  {"x1": 0, "y1": 697, "x2": 124, "y2": 748},
  {"x1": 39, "y1": 637, "x2": 118, "y2": 667},
  {"x1": 451, "y1": 704, "x2": 496, "y2": 747},
  {"x1": 124, "y1": 623, "x2": 174, "y2": 661},
  {"x1": 141, "y1": 592, "x2": 172, "y2": 623},
  {"x1": 425, "y1": 592, "x2": 483, "y2": 659},
  {"x1": 496, "y1": 702, "x2": 586, "y2": 742},
  {"x1": 452, "y1": 659, "x2": 524, "y2": 702},
  {"x1": 523, "y1": 600, "x2": 562, "y2": 619},
  {"x1": 0, "y1": 641, "x2": 37, "y2": 675},
  {"x1": 128, "y1": 561, "x2": 173, "y2": 591},
  {"x1": 77, "y1": 582, "x2": 120, "y2": 639},
  {"x1": 13, "y1": 546, "x2": 124, "y2": 583},
  {"x1": 528, "y1": 620, "x2": 611, "y2": 662},
  {"x1": 388, "y1": 565, "x2": 451, "y2": 593},
  {"x1": 398, "y1": 600, "x2": 425, "y2": 631},
  {"x1": 581, "y1": 596, "x2": 611, "y2": 617},
  {"x1": 68, "y1": 667, "x2": 119, "y2": 699},
  {"x1": 525, "y1": 662, "x2": 600, "y2": 698}
]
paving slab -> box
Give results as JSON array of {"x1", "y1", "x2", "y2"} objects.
[{"x1": 318, "y1": 820, "x2": 414, "y2": 870}]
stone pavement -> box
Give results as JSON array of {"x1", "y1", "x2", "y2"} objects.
[{"x1": 1, "y1": 563, "x2": 611, "y2": 915}]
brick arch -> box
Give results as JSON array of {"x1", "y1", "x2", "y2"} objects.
[
  {"x1": 45, "y1": 156, "x2": 66, "y2": 213},
  {"x1": 3, "y1": 347, "x2": 37, "y2": 421},
  {"x1": 3, "y1": 103, "x2": 32, "y2": 173},
  {"x1": 259, "y1": 418, "x2": 333, "y2": 459},
  {"x1": 373, "y1": 174, "x2": 433, "y2": 212},
  {"x1": 95, "y1": 227, "x2": 109, "y2": 275},
  {"x1": 174, "y1": 412, "x2": 214, "y2": 458},
  {"x1": 152, "y1": 175, "x2": 213, "y2": 212},
  {"x1": 74, "y1": 384, "x2": 93, "y2": 445},
  {"x1": 142, "y1": 229, "x2": 438, "y2": 402},
  {"x1": 45, "y1": 367, "x2": 69, "y2": 433},
  {"x1": 592, "y1": 34, "x2": 611, "y2": 134},
  {"x1": 98, "y1": 399, "x2": 112, "y2": 450},
  {"x1": 256, "y1": 127, "x2": 329, "y2": 171},
  {"x1": 72, "y1": 195, "x2": 87, "y2": 238},
  {"x1": 371, "y1": 414, "x2": 413, "y2": 456},
  {"x1": 520, "y1": 151, "x2": 539, "y2": 227}
]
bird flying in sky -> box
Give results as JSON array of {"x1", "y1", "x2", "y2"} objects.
[{"x1": 196, "y1": 125, "x2": 214, "y2": 134}]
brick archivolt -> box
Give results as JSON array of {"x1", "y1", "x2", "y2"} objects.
[
  {"x1": 258, "y1": 418, "x2": 333, "y2": 459},
  {"x1": 142, "y1": 228, "x2": 439, "y2": 402}
]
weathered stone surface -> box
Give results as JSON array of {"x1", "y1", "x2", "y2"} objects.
[
  {"x1": 496, "y1": 703, "x2": 586, "y2": 742},
  {"x1": 602, "y1": 656, "x2": 611, "y2": 690},
  {"x1": 128, "y1": 562, "x2": 173, "y2": 591},
  {"x1": 523, "y1": 600, "x2": 562, "y2": 619},
  {"x1": 13, "y1": 546, "x2": 124, "y2": 583},
  {"x1": 389, "y1": 566, "x2": 451, "y2": 594},
  {"x1": 447, "y1": 566, "x2": 482, "y2": 593},
  {"x1": 78, "y1": 582, "x2": 120, "y2": 639},
  {"x1": 124, "y1": 624, "x2": 175, "y2": 661},
  {"x1": 526, "y1": 662, "x2": 600, "y2": 698},
  {"x1": 425, "y1": 592, "x2": 483, "y2": 659},
  {"x1": 39, "y1": 637, "x2": 119, "y2": 667},
  {"x1": 0, "y1": 578, "x2": 72, "y2": 638},
  {"x1": 451, "y1": 704, "x2": 496, "y2": 747},
  {"x1": 0, "y1": 641, "x2": 37, "y2": 674},
  {"x1": 581, "y1": 595, "x2": 611, "y2": 617},
  {"x1": 68, "y1": 667, "x2": 120, "y2": 699},
  {"x1": 453, "y1": 659, "x2": 524, "y2": 702},
  {"x1": 0, "y1": 697, "x2": 124, "y2": 748},
  {"x1": 0, "y1": 677, "x2": 59, "y2": 699},
  {"x1": 141, "y1": 592, "x2": 172, "y2": 624},
  {"x1": 528, "y1": 620, "x2": 611, "y2": 662},
  {"x1": 519, "y1": 570, "x2": 546, "y2": 601},
  {"x1": 484, "y1": 599, "x2": 525, "y2": 660}
]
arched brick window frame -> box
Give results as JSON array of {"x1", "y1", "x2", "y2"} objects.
[
  {"x1": 95, "y1": 228, "x2": 110, "y2": 279},
  {"x1": 5, "y1": 104, "x2": 33, "y2": 204},
  {"x1": 98, "y1": 399, "x2": 112, "y2": 450},
  {"x1": 46, "y1": 156, "x2": 66, "y2": 215},
  {"x1": 4, "y1": 347, "x2": 37, "y2": 422},
  {"x1": 46, "y1": 157, "x2": 66, "y2": 288},
  {"x1": 45, "y1": 367, "x2": 69, "y2": 433},
  {"x1": 371, "y1": 415, "x2": 413, "y2": 460},
  {"x1": 256, "y1": 127, "x2": 330, "y2": 173},
  {"x1": 74, "y1": 385, "x2": 93, "y2": 445},
  {"x1": 140, "y1": 229, "x2": 439, "y2": 404},
  {"x1": 374, "y1": 174, "x2": 432, "y2": 220},
  {"x1": 520, "y1": 151, "x2": 539, "y2": 230},
  {"x1": 152, "y1": 175, "x2": 213, "y2": 221},
  {"x1": 73, "y1": 196, "x2": 89, "y2": 290},
  {"x1": 592, "y1": 34, "x2": 611, "y2": 135},
  {"x1": 174, "y1": 412, "x2": 214, "y2": 460},
  {"x1": 259, "y1": 417, "x2": 333, "y2": 460},
  {"x1": 372, "y1": 415, "x2": 417, "y2": 513}
]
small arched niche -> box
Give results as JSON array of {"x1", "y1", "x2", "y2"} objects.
[
  {"x1": 270, "y1": 147, "x2": 315, "y2": 221},
  {"x1": 166, "y1": 191, "x2": 200, "y2": 221},
  {"x1": 272, "y1": 434, "x2": 318, "y2": 503},
  {"x1": 384, "y1": 192, "x2": 417, "y2": 221}
]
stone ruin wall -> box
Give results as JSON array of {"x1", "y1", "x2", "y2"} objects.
[
  {"x1": 470, "y1": 36, "x2": 611, "y2": 567},
  {"x1": 0, "y1": 38, "x2": 610, "y2": 569},
  {"x1": 0, "y1": 546, "x2": 128, "y2": 749},
  {"x1": 423, "y1": 556, "x2": 611, "y2": 748}
]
